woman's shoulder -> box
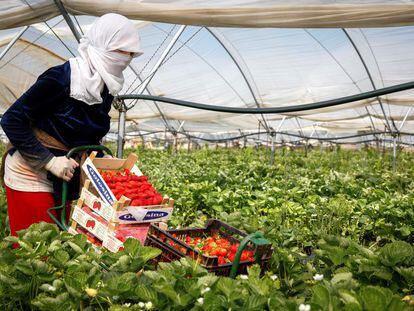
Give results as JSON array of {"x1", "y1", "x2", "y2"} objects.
[{"x1": 37, "y1": 61, "x2": 71, "y2": 88}]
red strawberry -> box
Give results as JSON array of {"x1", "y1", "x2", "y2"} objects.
[
  {"x1": 85, "y1": 219, "x2": 95, "y2": 229},
  {"x1": 218, "y1": 256, "x2": 226, "y2": 265},
  {"x1": 229, "y1": 243, "x2": 240, "y2": 254},
  {"x1": 93, "y1": 201, "x2": 101, "y2": 211}
]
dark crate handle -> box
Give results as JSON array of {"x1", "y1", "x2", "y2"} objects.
[
  {"x1": 229, "y1": 231, "x2": 270, "y2": 278},
  {"x1": 47, "y1": 145, "x2": 113, "y2": 230}
]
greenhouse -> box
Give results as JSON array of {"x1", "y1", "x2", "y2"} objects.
[{"x1": 0, "y1": 1, "x2": 413, "y2": 310}]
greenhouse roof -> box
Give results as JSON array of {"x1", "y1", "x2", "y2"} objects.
[{"x1": 1, "y1": 1, "x2": 414, "y2": 144}]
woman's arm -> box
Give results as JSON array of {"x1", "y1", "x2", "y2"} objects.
[{"x1": 1, "y1": 72, "x2": 67, "y2": 170}]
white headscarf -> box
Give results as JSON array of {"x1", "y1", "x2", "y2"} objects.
[{"x1": 69, "y1": 13, "x2": 143, "y2": 105}]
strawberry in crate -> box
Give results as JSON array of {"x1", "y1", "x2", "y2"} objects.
[
  {"x1": 100, "y1": 168, "x2": 163, "y2": 206},
  {"x1": 177, "y1": 233, "x2": 255, "y2": 265}
]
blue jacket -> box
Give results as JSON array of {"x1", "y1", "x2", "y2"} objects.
[{"x1": 1, "y1": 61, "x2": 113, "y2": 199}]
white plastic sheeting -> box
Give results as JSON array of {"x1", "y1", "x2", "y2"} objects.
[
  {"x1": 0, "y1": 1, "x2": 414, "y2": 145},
  {"x1": 2, "y1": 0, "x2": 414, "y2": 30}
]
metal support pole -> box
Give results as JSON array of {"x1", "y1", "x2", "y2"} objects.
[
  {"x1": 116, "y1": 100, "x2": 126, "y2": 158},
  {"x1": 399, "y1": 106, "x2": 412, "y2": 131},
  {"x1": 295, "y1": 117, "x2": 306, "y2": 153},
  {"x1": 139, "y1": 130, "x2": 145, "y2": 149},
  {"x1": 173, "y1": 132, "x2": 178, "y2": 153},
  {"x1": 343, "y1": 29, "x2": 394, "y2": 133},
  {"x1": 305, "y1": 138, "x2": 309, "y2": 157},
  {"x1": 0, "y1": 26, "x2": 29, "y2": 62},
  {"x1": 127, "y1": 26, "x2": 186, "y2": 140},
  {"x1": 136, "y1": 26, "x2": 186, "y2": 95},
  {"x1": 270, "y1": 132, "x2": 276, "y2": 165},
  {"x1": 275, "y1": 116, "x2": 287, "y2": 144},
  {"x1": 53, "y1": 0, "x2": 81, "y2": 42},
  {"x1": 393, "y1": 134, "x2": 397, "y2": 173},
  {"x1": 127, "y1": 64, "x2": 172, "y2": 131}
]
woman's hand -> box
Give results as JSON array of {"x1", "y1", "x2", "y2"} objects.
[{"x1": 45, "y1": 156, "x2": 79, "y2": 181}]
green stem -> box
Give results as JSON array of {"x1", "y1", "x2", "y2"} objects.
[{"x1": 95, "y1": 297, "x2": 105, "y2": 311}]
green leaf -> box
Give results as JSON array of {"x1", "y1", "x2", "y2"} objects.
[
  {"x1": 31, "y1": 259, "x2": 50, "y2": 275},
  {"x1": 337, "y1": 289, "x2": 362, "y2": 309},
  {"x1": 243, "y1": 295, "x2": 268, "y2": 310},
  {"x1": 343, "y1": 303, "x2": 363, "y2": 311},
  {"x1": 123, "y1": 238, "x2": 141, "y2": 257},
  {"x1": 247, "y1": 264, "x2": 261, "y2": 279},
  {"x1": 267, "y1": 295, "x2": 290, "y2": 310},
  {"x1": 0, "y1": 248, "x2": 16, "y2": 264},
  {"x1": 64, "y1": 277, "x2": 83, "y2": 299},
  {"x1": 311, "y1": 284, "x2": 330, "y2": 310},
  {"x1": 3, "y1": 236, "x2": 19, "y2": 243},
  {"x1": 203, "y1": 292, "x2": 227, "y2": 311},
  {"x1": 378, "y1": 241, "x2": 414, "y2": 267},
  {"x1": 0, "y1": 272, "x2": 17, "y2": 285},
  {"x1": 398, "y1": 226, "x2": 411, "y2": 237},
  {"x1": 109, "y1": 254, "x2": 131, "y2": 271},
  {"x1": 53, "y1": 249, "x2": 70, "y2": 264},
  {"x1": 196, "y1": 274, "x2": 218, "y2": 288},
  {"x1": 135, "y1": 284, "x2": 158, "y2": 302},
  {"x1": 387, "y1": 297, "x2": 405, "y2": 311},
  {"x1": 359, "y1": 286, "x2": 388, "y2": 311},
  {"x1": 71, "y1": 233, "x2": 88, "y2": 249},
  {"x1": 394, "y1": 267, "x2": 414, "y2": 286},
  {"x1": 153, "y1": 283, "x2": 179, "y2": 303},
  {"x1": 31, "y1": 293, "x2": 71, "y2": 311},
  {"x1": 16, "y1": 261, "x2": 34, "y2": 275},
  {"x1": 331, "y1": 272, "x2": 356, "y2": 289},
  {"x1": 143, "y1": 270, "x2": 162, "y2": 281},
  {"x1": 106, "y1": 272, "x2": 137, "y2": 294},
  {"x1": 138, "y1": 246, "x2": 162, "y2": 263},
  {"x1": 215, "y1": 278, "x2": 236, "y2": 299},
  {"x1": 358, "y1": 261, "x2": 393, "y2": 281},
  {"x1": 10, "y1": 282, "x2": 31, "y2": 294},
  {"x1": 17, "y1": 240, "x2": 34, "y2": 252},
  {"x1": 67, "y1": 241, "x2": 84, "y2": 254}
]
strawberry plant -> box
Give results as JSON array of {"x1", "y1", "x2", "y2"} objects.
[{"x1": 0, "y1": 147, "x2": 413, "y2": 309}]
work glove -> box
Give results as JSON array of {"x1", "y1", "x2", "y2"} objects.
[{"x1": 45, "y1": 156, "x2": 79, "y2": 182}]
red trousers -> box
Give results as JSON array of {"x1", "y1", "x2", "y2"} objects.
[{"x1": 5, "y1": 186, "x2": 70, "y2": 236}]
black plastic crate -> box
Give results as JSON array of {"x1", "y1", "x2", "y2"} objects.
[{"x1": 145, "y1": 219, "x2": 273, "y2": 276}]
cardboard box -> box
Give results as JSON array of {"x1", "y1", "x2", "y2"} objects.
[
  {"x1": 80, "y1": 180, "x2": 173, "y2": 224},
  {"x1": 71, "y1": 206, "x2": 108, "y2": 241},
  {"x1": 81, "y1": 153, "x2": 174, "y2": 224},
  {"x1": 70, "y1": 194, "x2": 151, "y2": 253}
]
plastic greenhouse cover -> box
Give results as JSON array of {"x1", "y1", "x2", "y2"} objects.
[
  {"x1": 0, "y1": 2, "x2": 414, "y2": 143},
  {"x1": 2, "y1": 1, "x2": 414, "y2": 29}
]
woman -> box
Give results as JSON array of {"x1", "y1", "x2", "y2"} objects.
[{"x1": 1, "y1": 13, "x2": 143, "y2": 235}]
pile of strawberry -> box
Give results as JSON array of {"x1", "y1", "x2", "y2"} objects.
[
  {"x1": 101, "y1": 169, "x2": 163, "y2": 206},
  {"x1": 177, "y1": 234, "x2": 255, "y2": 265}
]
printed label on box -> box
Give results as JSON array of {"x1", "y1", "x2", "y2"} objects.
[
  {"x1": 80, "y1": 187, "x2": 115, "y2": 222},
  {"x1": 118, "y1": 206, "x2": 173, "y2": 223},
  {"x1": 71, "y1": 206, "x2": 108, "y2": 241},
  {"x1": 82, "y1": 158, "x2": 116, "y2": 205},
  {"x1": 102, "y1": 234, "x2": 124, "y2": 252}
]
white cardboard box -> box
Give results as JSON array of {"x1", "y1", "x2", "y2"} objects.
[
  {"x1": 71, "y1": 206, "x2": 108, "y2": 241},
  {"x1": 80, "y1": 180, "x2": 174, "y2": 224},
  {"x1": 81, "y1": 153, "x2": 174, "y2": 224}
]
